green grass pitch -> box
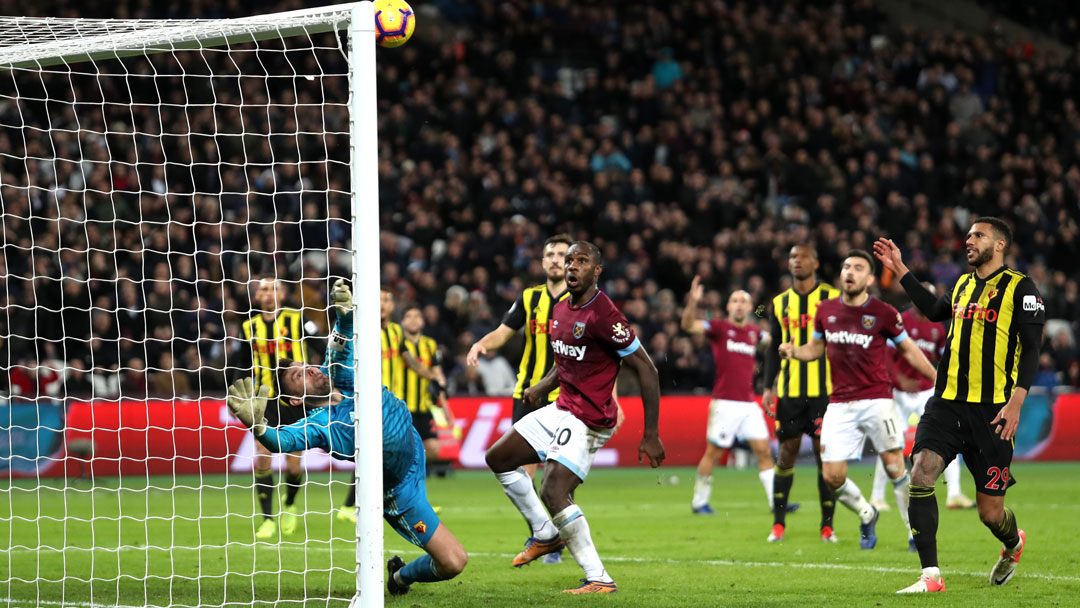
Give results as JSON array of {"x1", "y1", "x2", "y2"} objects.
[{"x1": 3, "y1": 462, "x2": 1079, "y2": 607}]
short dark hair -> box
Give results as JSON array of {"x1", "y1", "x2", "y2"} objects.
[
  {"x1": 972, "y1": 216, "x2": 1013, "y2": 249},
  {"x1": 845, "y1": 249, "x2": 876, "y2": 274},
  {"x1": 544, "y1": 233, "x2": 573, "y2": 249},
  {"x1": 791, "y1": 244, "x2": 818, "y2": 259},
  {"x1": 570, "y1": 240, "x2": 603, "y2": 265}
]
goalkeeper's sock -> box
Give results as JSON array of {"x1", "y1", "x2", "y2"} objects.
[
  {"x1": 398, "y1": 554, "x2": 447, "y2": 585},
  {"x1": 496, "y1": 468, "x2": 555, "y2": 539},
  {"x1": 988, "y1": 506, "x2": 1020, "y2": 550},
  {"x1": 343, "y1": 480, "x2": 356, "y2": 508},
  {"x1": 553, "y1": 505, "x2": 612, "y2": 583},
  {"x1": 284, "y1": 471, "x2": 303, "y2": 507},
  {"x1": 818, "y1": 470, "x2": 837, "y2": 529},
  {"x1": 255, "y1": 471, "x2": 275, "y2": 519},
  {"x1": 909, "y1": 485, "x2": 939, "y2": 568},
  {"x1": 772, "y1": 466, "x2": 794, "y2": 525}
]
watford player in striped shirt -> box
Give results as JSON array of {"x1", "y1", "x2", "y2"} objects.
[
  {"x1": 762, "y1": 245, "x2": 840, "y2": 542},
  {"x1": 875, "y1": 217, "x2": 1043, "y2": 594}
]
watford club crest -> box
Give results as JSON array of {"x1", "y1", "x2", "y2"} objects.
[
  {"x1": 573, "y1": 321, "x2": 586, "y2": 339},
  {"x1": 413, "y1": 520, "x2": 427, "y2": 535},
  {"x1": 861, "y1": 315, "x2": 876, "y2": 330}
]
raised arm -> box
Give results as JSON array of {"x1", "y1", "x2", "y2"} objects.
[
  {"x1": 622, "y1": 347, "x2": 665, "y2": 468},
  {"x1": 873, "y1": 238, "x2": 951, "y2": 321},
  {"x1": 897, "y1": 337, "x2": 937, "y2": 380},
  {"x1": 680, "y1": 275, "x2": 707, "y2": 335}
]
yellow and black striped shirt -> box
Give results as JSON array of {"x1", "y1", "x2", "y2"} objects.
[
  {"x1": 381, "y1": 321, "x2": 406, "y2": 399},
  {"x1": 242, "y1": 309, "x2": 311, "y2": 399},
  {"x1": 936, "y1": 267, "x2": 1043, "y2": 404},
  {"x1": 403, "y1": 334, "x2": 439, "y2": 413},
  {"x1": 769, "y1": 282, "x2": 839, "y2": 399},
  {"x1": 502, "y1": 285, "x2": 569, "y2": 400}
]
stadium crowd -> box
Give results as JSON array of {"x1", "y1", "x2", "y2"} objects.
[{"x1": 2, "y1": 0, "x2": 1080, "y2": 400}]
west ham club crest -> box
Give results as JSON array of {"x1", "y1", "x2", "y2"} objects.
[
  {"x1": 861, "y1": 314, "x2": 876, "y2": 329},
  {"x1": 573, "y1": 321, "x2": 586, "y2": 339}
]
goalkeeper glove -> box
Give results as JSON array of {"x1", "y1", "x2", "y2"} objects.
[
  {"x1": 227, "y1": 377, "x2": 271, "y2": 437},
  {"x1": 331, "y1": 278, "x2": 353, "y2": 316}
]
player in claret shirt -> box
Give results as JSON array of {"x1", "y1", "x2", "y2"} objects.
[
  {"x1": 485, "y1": 241, "x2": 665, "y2": 594},
  {"x1": 780, "y1": 250, "x2": 936, "y2": 551},
  {"x1": 681, "y1": 277, "x2": 789, "y2": 516}
]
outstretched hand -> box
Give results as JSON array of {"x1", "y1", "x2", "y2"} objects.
[
  {"x1": 331, "y1": 279, "x2": 353, "y2": 316},
  {"x1": 872, "y1": 238, "x2": 907, "y2": 277},
  {"x1": 688, "y1": 275, "x2": 705, "y2": 303},
  {"x1": 466, "y1": 342, "x2": 486, "y2": 367},
  {"x1": 227, "y1": 377, "x2": 271, "y2": 436}
]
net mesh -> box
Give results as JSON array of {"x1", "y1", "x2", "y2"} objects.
[{"x1": 1, "y1": 12, "x2": 357, "y2": 608}]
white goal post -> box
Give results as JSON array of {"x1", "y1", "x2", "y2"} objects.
[{"x1": 0, "y1": 3, "x2": 382, "y2": 607}]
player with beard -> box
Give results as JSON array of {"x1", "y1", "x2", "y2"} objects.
[
  {"x1": 226, "y1": 280, "x2": 467, "y2": 596},
  {"x1": 875, "y1": 218, "x2": 1043, "y2": 593},
  {"x1": 681, "y1": 279, "x2": 789, "y2": 515},
  {"x1": 485, "y1": 241, "x2": 665, "y2": 594},
  {"x1": 761, "y1": 245, "x2": 840, "y2": 542},
  {"x1": 781, "y1": 250, "x2": 936, "y2": 550}
]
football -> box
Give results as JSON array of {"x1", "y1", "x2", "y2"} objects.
[{"x1": 374, "y1": 0, "x2": 415, "y2": 48}]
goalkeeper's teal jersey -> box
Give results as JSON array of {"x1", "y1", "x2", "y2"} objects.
[{"x1": 258, "y1": 310, "x2": 418, "y2": 489}]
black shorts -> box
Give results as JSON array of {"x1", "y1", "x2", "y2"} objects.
[
  {"x1": 264, "y1": 398, "x2": 307, "y2": 428},
  {"x1": 775, "y1": 396, "x2": 828, "y2": 441},
  {"x1": 512, "y1": 397, "x2": 540, "y2": 424},
  {"x1": 411, "y1": 411, "x2": 436, "y2": 441},
  {"x1": 913, "y1": 396, "x2": 1016, "y2": 496}
]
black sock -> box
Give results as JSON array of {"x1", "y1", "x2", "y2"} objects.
[
  {"x1": 284, "y1": 471, "x2": 303, "y2": 507},
  {"x1": 909, "y1": 485, "x2": 939, "y2": 568},
  {"x1": 818, "y1": 471, "x2": 836, "y2": 529},
  {"x1": 344, "y1": 479, "x2": 356, "y2": 508},
  {"x1": 989, "y1": 506, "x2": 1020, "y2": 549},
  {"x1": 255, "y1": 471, "x2": 275, "y2": 519},
  {"x1": 772, "y1": 467, "x2": 795, "y2": 525}
]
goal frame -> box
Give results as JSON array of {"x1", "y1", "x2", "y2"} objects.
[{"x1": 0, "y1": 3, "x2": 384, "y2": 606}]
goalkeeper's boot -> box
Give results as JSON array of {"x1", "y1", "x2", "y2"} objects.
[
  {"x1": 563, "y1": 579, "x2": 618, "y2": 594},
  {"x1": 335, "y1": 506, "x2": 356, "y2": 524},
  {"x1": 280, "y1": 504, "x2": 300, "y2": 535},
  {"x1": 767, "y1": 523, "x2": 784, "y2": 542},
  {"x1": 989, "y1": 529, "x2": 1025, "y2": 586},
  {"x1": 859, "y1": 505, "x2": 879, "y2": 549},
  {"x1": 386, "y1": 556, "x2": 410, "y2": 596},
  {"x1": 255, "y1": 518, "x2": 278, "y2": 540},
  {"x1": 896, "y1": 572, "x2": 946, "y2": 593},
  {"x1": 512, "y1": 535, "x2": 564, "y2": 567}
]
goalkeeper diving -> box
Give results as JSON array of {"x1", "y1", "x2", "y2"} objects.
[{"x1": 227, "y1": 279, "x2": 467, "y2": 595}]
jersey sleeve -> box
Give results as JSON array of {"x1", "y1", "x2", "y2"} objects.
[
  {"x1": 1013, "y1": 277, "x2": 1046, "y2": 325},
  {"x1": 702, "y1": 318, "x2": 724, "y2": 341},
  {"x1": 257, "y1": 408, "x2": 330, "y2": 453},
  {"x1": 501, "y1": 293, "x2": 527, "y2": 330},
  {"x1": 599, "y1": 300, "x2": 641, "y2": 358},
  {"x1": 882, "y1": 305, "x2": 908, "y2": 343},
  {"x1": 327, "y1": 310, "x2": 355, "y2": 395}
]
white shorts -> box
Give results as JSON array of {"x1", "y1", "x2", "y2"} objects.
[
  {"x1": 893, "y1": 388, "x2": 934, "y2": 430},
  {"x1": 706, "y1": 399, "x2": 769, "y2": 448},
  {"x1": 820, "y1": 398, "x2": 904, "y2": 463},
  {"x1": 513, "y1": 403, "x2": 614, "y2": 481}
]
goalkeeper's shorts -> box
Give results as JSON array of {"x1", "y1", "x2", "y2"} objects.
[{"x1": 384, "y1": 433, "x2": 440, "y2": 547}]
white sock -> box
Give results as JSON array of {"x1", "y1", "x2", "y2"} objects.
[
  {"x1": 836, "y1": 478, "x2": 875, "y2": 524},
  {"x1": 496, "y1": 468, "x2": 555, "y2": 539},
  {"x1": 552, "y1": 505, "x2": 612, "y2": 583},
  {"x1": 922, "y1": 566, "x2": 941, "y2": 580},
  {"x1": 870, "y1": 457, "x2": 888, "y2": 503},
  {"x1": 892, "y1": 471, "x2": 911, "y2": 532},
  {"x1": 944, "y1": 459, "x2": 962, "y2": 498},
  {"x1": 758, "y1": 468, "x2": 775, "y2": 509},
  {"x1": 692, "y1": 474, "x2": 712, "y2": 509}
]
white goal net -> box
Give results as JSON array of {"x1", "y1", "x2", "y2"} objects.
[{"x1": 0, "y1": 4, "x2": 382, "y2": 607}]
